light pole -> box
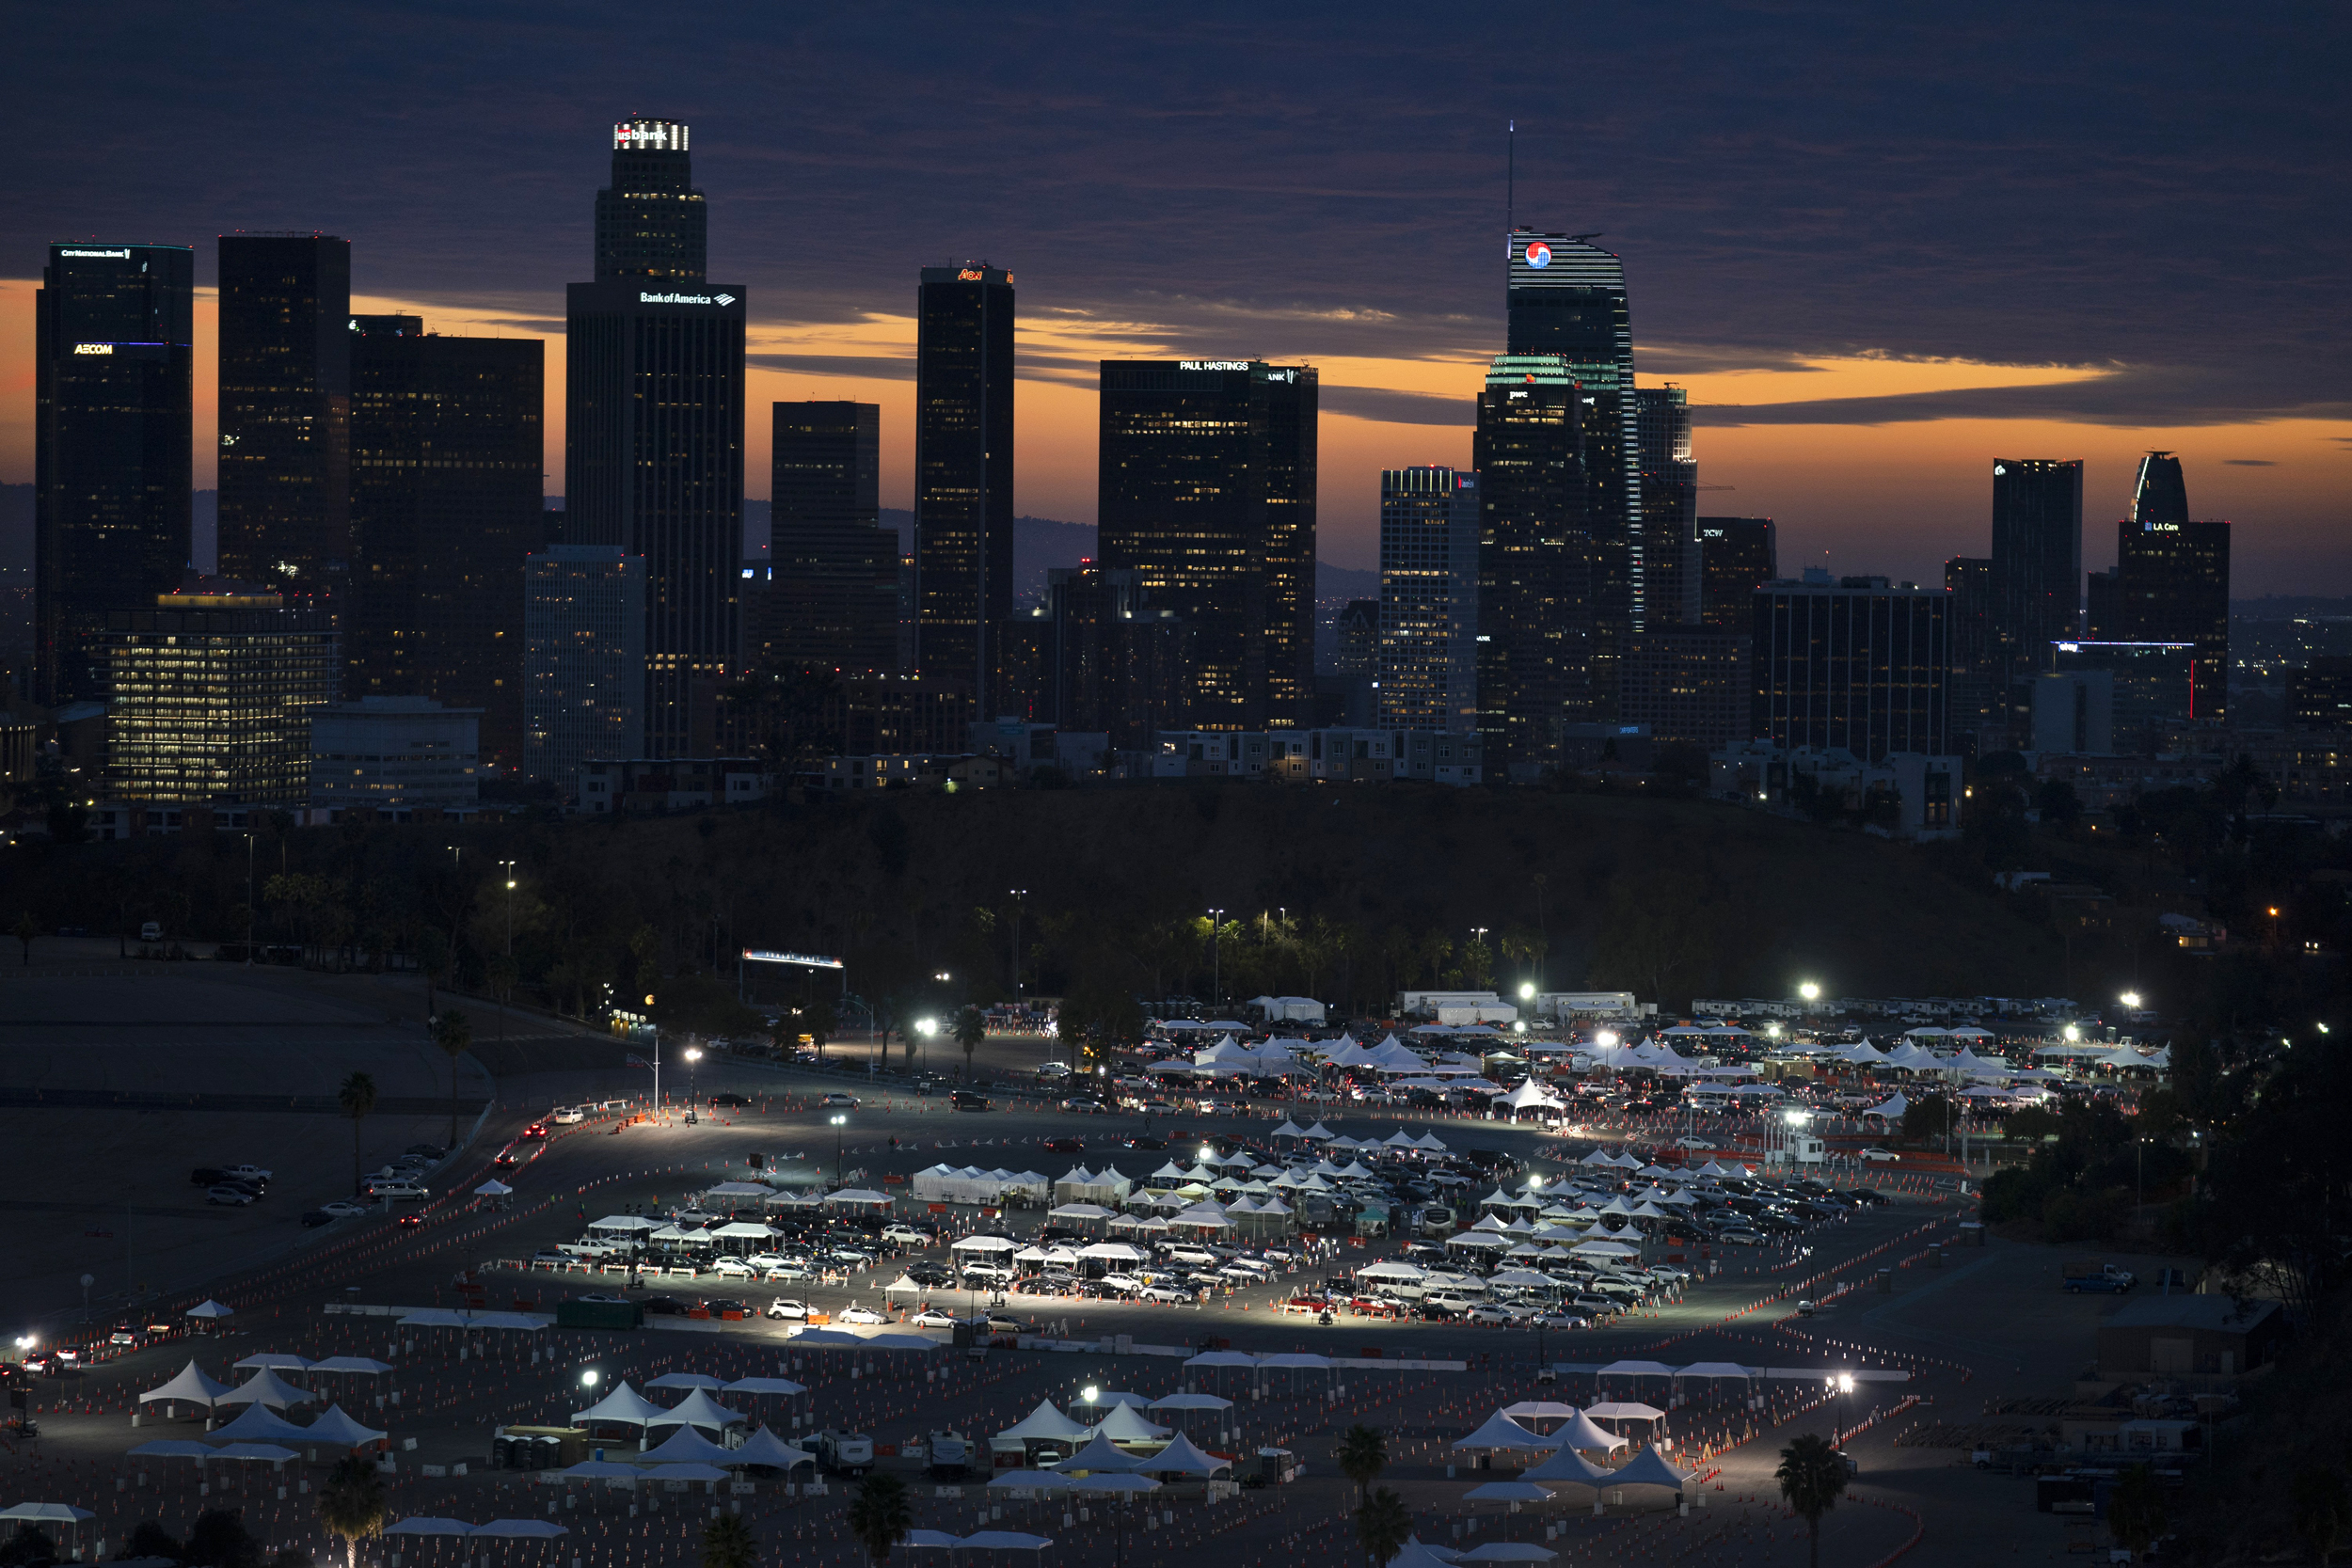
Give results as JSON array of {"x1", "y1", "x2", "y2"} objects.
[
  {"x1": 1207, "y1": 908, "x2": 1226, "y2": 1008},
  {"x1": 1009, "y1": 888, "x2": 1027, "y2": 1007},
  {"x1": 830, "y1": 1114, "x2": 847, "y2": 1188},
  {"x1": 245, "y1": 832, "x2": 256, "y2": 965},
  {"x1": 685, "y1": 1047, "x2": 703, "y2": 1112},
  {"x1": 499, "y1": 861, "x2": 517, "y2": 954},
  {"x1": 916, "y1": 1016, "x2": 937, "y2": 1074}
]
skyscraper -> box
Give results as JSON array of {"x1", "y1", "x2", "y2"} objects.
[
  {"x1": 215, "y1": 234, "x2": 351, "y2": 608},
  {"x1": 1097, "y1": 358, "x2": 1318, "y2": 731},
  {"x1": 914, "y1": 264, "x2": 1014, "y2": 708},
  {"x1": 1506, "y1": 232, "x2": 1641, "y2": 701},
  {"x1": 1752, "y1": 577, "x2": 1950, "y2": 761},
  {"x1": 1990, "y1": 457, "x2": 2083, "y2": 696},
  {"x1": 2107, "y1": 516, "x2": 2230, "y2": 721},
  {"x1": 34, "y1": 242, "x2": 194, "y2": 705},
  {"x1": 1021, "y1": 565, "x2": 1192, "y2": 748},
  {"x1": 1944, "y1": 555, "x2": 2001, "y2": 752},
  {"x1": 753, "y1": 402, "x2": 898, "y2": 675},
  {"x1": 2130, "y1": 451, "x2": 2189, "y2": 529},
  {"x1": 1473, "y1": 354, "x2": 1588, "y2": 771},
  {"x1": 565, "y1": 117, "x2": 745, "y2": 758},
  {"x1": 1376, "y1": 467, "x2": 1481, "y2": 733},
  {"x1": 346, "y1": 314, "x2": 545, "y2": 770},
  {"x1": 1696, "y1": 517, "x2": 1776, "y2": 627},
  {"x1": 1635, "y1": 386, "x2": 1699, "y2": 626},
  {"x1": 523, "y1": 545, "x2": 645, "y2": 796}
]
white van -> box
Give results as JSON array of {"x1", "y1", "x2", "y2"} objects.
[{"x1": 368, "y1": 1181, "x2": 429, "y2": 1202}]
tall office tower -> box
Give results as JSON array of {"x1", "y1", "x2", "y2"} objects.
[
  {"x1": 1473, "y1": 354, "x2": 1589, "y2": 772},
  {"x1": 753, "y1": 402, "x2": 898, "y2": 673},
  {"x1": 1990, "y1": 457, "x2": 2083, "y2": 697},
  {"x1": 1618, "y1": 628, "x2": 1750, "y2": 753},
  {"x1": 1376, "y1": 467, "x2": 1481, "y2": 732},
  {"x1": 1506, "y1": 232, "x2": 1640, "y2": 701},
  {"x1": 1635, "y1": 386, "x2": 1700, "y2": 626},
  {"x1": 215, "y1": 234, "x2": 351, "y2": 608},
  {"x1": 2290, "y1": 657, "x2": 2352, "y2": 730},
  {"x1": 1943, "y1": 556, "x2": 2000, "y2": 752},
  {"x1": 1696, "y1": 517, "x2": 1776, "y2": 628},
  {"x1": 2130, "y1": 451, "x2": 2189, "y2": 528},
  {"x1": 566, "y1": 118, "x2": 745, "y2": 758},
  {"x1": 1022, "y1": 564, "x2": 1193, "y2": 747},
  {"x1": 2084, "y1": 569, "x2": 2118, "y2": 641},
  {"x1": 2107, "y1": 515, "x2": 2231, "y2": 721},
  {"x1": 1097, "y1": 358, "x2": 1318, "y2": 730},
  {"x1": 346, "y1": 314, "x2": 544, "y2": 770},
  {"x1": 103, "y1": 572, "x2": 337, "y2": 803},
  {"x1": 914, "y1": 264, "x2": 1015, "y2": 708},
  {"x1": 34, "y1": 242, "x2": 194, "y2": 705},
  {"x1": 523, "y1": 545, "x2": 645, "y2": 796},
  {"x1": 1752, "y1": 576, "x2": 1950, "y2": 760}
]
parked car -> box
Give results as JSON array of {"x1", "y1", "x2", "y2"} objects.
[
  {"x1": 300, "y1": 1210, "x2": 336, "y2": 1227},
  {"x1": 836, "y1": 1305, "x2": 887, "y2": 1325},
  {"x1": 708, "y1": 1258, "x2": 755, "y2": 1278},
  {"x1": 765, "y1": 1299, "x2": 810, "y2": 1321},
  {"x1": 640, "y1": 1297, "x2": 692, "y2": 1317},
  {"x1": 365, "y1": 1182, "x2": 429, "y2": 1202},
  {"x1": 910, "y1": 1307, "x2": 957, "y2": 1328},
  {"x1": 206, "y1": 1187, "x2": 255, "y2": 1206},
  {"x1": 882, "y1": 1225, "x2": 935, "y2": 1246},
  {"x1": 319, "y1": 1200, "x2": 369, "y2": 1219}
]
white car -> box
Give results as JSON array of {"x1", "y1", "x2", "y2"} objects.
[
  {"x1": 1037, "y1": 1063, "x2": 1074, "y2": 1079},
  {"x1": 318, "y1": 1200, "x2": 369, "y2": 1218},
  {"x1": 1136, "y1": 1285, "x2": 1191, "y2": 1305},
  {"x1": 762, "y1": 1262, "x2": 818, "y2": 1282},
  {"x1": 1463, "y1": 1305, "x2": 1514, "y2": 1325},
  {"x1": 1673, "y1": 1136, "x2": 1717, "y2": 1151},
  {"x1": 708, "y1": 1258, "x2": 755, "y2": 1278},
  {"x1": 765, "y1": 1298, "x2": 810, "y2": 1321},
  {"x1": 837, "y1": 1306, "x2": 888, "y2": 1325},
  {"x1": 911, "y1": 1307, "x2": 958, "y2": 1328},
  {"x1": 1859, "y1": 1148, "x2": 1900, "y2": 1164},
  {"x1": 549, "y1": 1108, "x2": 585, "y2": 1125},
  {"x1": 206, "y1": 1186, "x2": 255, "y2": 1206},
  {"x1": 743, "y1": 1253, "x2": 787, "y2": 1272},
  {"x1": 882, "y1": 1225, "x2": 935, "y2": 1246}
]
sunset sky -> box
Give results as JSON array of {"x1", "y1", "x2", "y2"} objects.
[{"x1": 4, "y1": 4, "x2": 2344, "y2": 590}]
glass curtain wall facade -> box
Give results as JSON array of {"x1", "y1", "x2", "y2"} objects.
[
  {"x1": 1473, "y1": 355, "x2": 1588, "y2": 771},
  {"x1": 1097, "y1": 359, "x2": 1317, "y2": 731},
  {"x1": 1990, "y1": 457, "x2": 2083, "y2": 696},
  {"x1": 523, "y1": 545, "x2": 645, "y2": 795},
  {"x1": 346, "y1": 315, "x2": 545, "y2": 770},
  {"x1": 756, "y1": 401, "x2": 898, "y2": 674},
  {"x1": 34, "y1": 243, "x2": 194, "y2": 705},
  {"x1": 565, "y1": 119, "x2": 743, "y2": 758},
  {"x1": 1636, "y1": 386, "x2": 1699, "y2": 626},
  {"x1": 215, "y1": 235, "x2": 351, "y2": 609},
  {"x1": 914, "y1": 265, "x2": 1015, "y2": 708},
  {"x1": 1376, "y1": 467, "x2": 1480, "y2": 732},
  {"x1": 1506, "y1": 232, "x2": 1640, "y2": 712}
]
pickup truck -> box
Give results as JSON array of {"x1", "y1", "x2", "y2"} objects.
[{"x1": 2062, "y1": 1262, "x2": 2137, "y2": 1293}]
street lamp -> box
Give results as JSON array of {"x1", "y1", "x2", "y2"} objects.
[
  {"x1": 1009, "y1": 889, "x2": 1028, "y2": 1006},
  {"x1": 1518, "y1": 982, "x2": 1535, "y2": 1001},
  {"x1": 2119, "y1": 991, "x2": 2142, "y2": 1010},
  {"x1": 916, "y1": 1017, "x2": 938, "y2": 1072},
  {"x1": 684, "y1": 1047, "x2": 703, "y2": 1110},
  {"x1": 2063, "y1": 1023, "x2": 2082, "y2": 1043},
  {"x1": 1798, "y1": 981, "x2": 1821, "y2": 1005},
  {"x1": 830, "y1": 1114, "x2": 848, "y2": 1187},
  {"x1": 1207, "y1": 909, "x2": 1226, "y2": 1006},
  {"x1": 499, "y1": 860, "x2": 517, "y2": 955},
  {"x1": 580, "y1": 1369, "x2": 600, "y2": 1389}
]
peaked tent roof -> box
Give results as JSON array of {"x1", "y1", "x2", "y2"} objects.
[
  {"x1": 1523, "y1": 1442, "x2": 1616, "y2": 1483},
  {"x1": 997, "y1": 1398, "x2": 1092, "y2": 1443},
  {"x1": 1057, "y1": 1430, "x2": 1143, "y2": 1473},
  {"x1": 1087, "y1": 1402, "x2": 1170, "y2": 1442},
  {"x1": 202, "y1": 1403, "x2": 314, "y2": 1445},
  {"x1": 140, "y1": 1361, "x2": 234, "y2": 1407},
  {"x1": 1452, "y1": 1411, "x2": 1552, "y2": 1451},
  {"x1": 572, "y1": 1381, "x2": 665, "y2": 1427},
  {"x1": 1131, "y1": 1430, "x2": 1229, "y2": 1475},
  {"x1": 215, "y1": 1368, "x2": 315, "y2": 1409},
  {"x1": 1607, "y1": 1447, "x2": 1692, "y2": 1490},
  {"x1": 301, "y1": 1404, "x2": 389, "y2": 1447},
  {"x1": 1553, "y1": 1411, "x2": 1629, "y2": 1451},
  {"x1": 638, "y1": 1425, "x2": 740, "y2": 1465}
]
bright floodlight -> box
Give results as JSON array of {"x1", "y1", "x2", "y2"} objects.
[
  {"x1": 830, "y1": 1114, "x2": 846, "y2": 1127},
  {"x1": 1799, "y1": 982, "x2": 1821, "y2": 1003},
  {"x1": 1081, "y1": 1385, "x2": 1099, "y2": 1404},
  {"x1": 1784, "y1": 1110, "x2": 1806, "y2": 1126},
  {"x1": 1525, "y1": 1174, "x2": 1544, "y2": 1190},
  {"x1": 916, "y1": 1017, "x2": 938, "y2": 1037},
  {"x1": 2120, "y1": 991, "x2": 2142, "y2": 1009},
  {"x1": 580, "y1": 1370, "x2": 600, "y2": 1387},
  {"x1": 1200, "y1": 1147, "x2": 1215, "y2": 1162},
  {"x1": 1519, "y1": 983, "x2": 1535, "y2": 1001},
  {"x1": 683, "y1": 1048, "x2": 702, "y2": 1063},
  {"x1": 1595, "y1": 1030, "x2": 1617, "y2": 1049},
  {"x1": 2063, "y1": 1023, "x2": 2081, "y2": 1042},
  {"x1": 1837, "y1": 1373, "x2": 1855, "y2": 1394}
]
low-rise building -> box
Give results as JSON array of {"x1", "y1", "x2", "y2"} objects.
[
  {"x1": 309, "y1": 697, "x2": 481, "y2": 809},
  {"x1": 1710, "y1": 743, "x2": 1962, "y2": 839},
  {"x1": 577, "y1": 757, "x2": 769, "y2": 814},
  {"x1": 2096, "y1": 1294, "x2": 2280, "y2": 1379}
]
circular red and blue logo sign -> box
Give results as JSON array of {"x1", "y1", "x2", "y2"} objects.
[{"x1": 1525, "y1": 242, "x2": 1552, "y2": 269}]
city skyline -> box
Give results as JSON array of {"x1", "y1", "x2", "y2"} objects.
[{"x1": 0, "y1": 6, "x2": 2342, "y2": 594}]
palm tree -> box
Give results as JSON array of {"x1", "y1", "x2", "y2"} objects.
[
  {"x1": 1775, "y1": 1433, "x2": 1849, "y2": 1568},
  {"x1": 432, "y1": 1007, "x2": 472, "y2": 1148},
  {"x1": 953, "y1": 1005, "x2": 985, "y2": 1081},
  {"x1": 699, "y1": 1513, "x2": 759, "y2": 1568},
  {"x1": 2108, "y1": 1464, "x2": 2167, "y2": 1563},
  {"x1": 2296, "y1": 1467, "x2": 2349, "y2": 1564},
  {"x1": 1355, "y1": 1485, "x2": 1414, "y2": 1568},
  {"x1": 317, "y1": 1452, "x2": 388, "y2": 1568},
  {"x1": 1336, "y1": 1422, "x2": 1390, "y2": 1505},
  {"x1": 845, "y1": 1473, "x2": 912, "y2": 1563},
  {"x1": 338, "y1": 1073, "x2": 377, "y2": 1196}
]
